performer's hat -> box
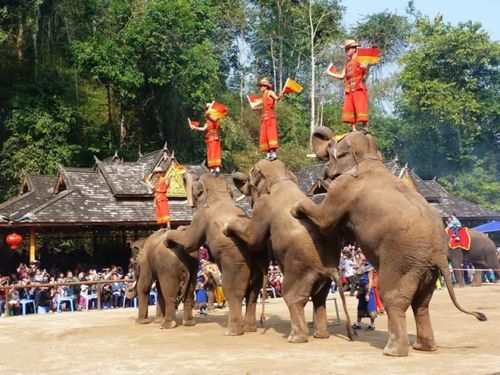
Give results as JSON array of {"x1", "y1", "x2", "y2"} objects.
[
  {"x1": 257, "y1": 77, "x2": 272, "y2": 88},
  {"x1": 343, "y1": 39, "x2": 361, "y2": 50},
  {"x1": 153, "y1": 166, "x2": 164, "y2": 174}
]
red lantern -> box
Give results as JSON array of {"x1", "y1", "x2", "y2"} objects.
[{"x1": 6, "y1": 233, "x2": 23, "y2": 250}]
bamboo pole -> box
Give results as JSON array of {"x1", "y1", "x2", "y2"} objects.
[{"x1": 29, "y1": 227, "x2": 35, "y2": 263}]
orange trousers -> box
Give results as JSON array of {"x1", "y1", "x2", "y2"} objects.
[
  {"x1": 259, "y1": 117, "x2": 279, "y2": 152},
  {"x1": 155, "y1": 195, "x2": 170, "y2": 224},
  {"x1": 206, "y1": 139, "x2": 222, "y2": 168},
  {"x1": 342, "y1": 89, "x2": 368, "y2": 123}
]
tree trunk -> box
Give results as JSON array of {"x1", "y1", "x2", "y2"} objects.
[
  {"x1": 106, "y1": 84, "x2": 113, "y2": 149},
  {"x1": 309, "y1": 0, "x2": 316, "y2": 145},
  {"x1": 33, "y1": 5, "x2": 40, "y2": 78},
  {"x1": 277, "y1": 0, "x2": 283, "y2": 92},
  {"x1": 16, "y1": 17, "x2": 24, "y2": 62},
  {"x1": 270, "y1": 37, "x2": 277, "y2": 89}
]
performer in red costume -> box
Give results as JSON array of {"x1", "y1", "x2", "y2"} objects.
[
  {"x1": 327, "y1": 39, "x2": 369, "y2": 133},
  {"x1": 147, "y1": 167, "x2": 171, "y2": 229},
  {"x1": 190, "y1": 104, "x2": 222, "y2": 176},
  {"x1": 257, "y1": 77, "x2": 283, "y2": 161}
]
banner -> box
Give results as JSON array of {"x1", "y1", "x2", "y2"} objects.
[
  {"x1": 247, "y1": 95, "x2": 263, "y2": 110},
  {"x1": 206, "y1": 101, "x2": 229, "y2": 119},
  {"x1": 357, "y1": 47, "x2": 380, "y2": 65},
  {"x1": 281, "y1": 78, "x2": 303, "y2": 95}
]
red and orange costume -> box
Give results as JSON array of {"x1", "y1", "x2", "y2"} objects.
[
  {"x1": 154, "y1": 176, "x2": 170, "y2": 224},
  {"x1": 205, "y1": 117, "x2": 222, "y2": 169},
  {"x1": 342, "y1": 56, "x2": 368, "y2": 124},
  {"x1": 259, "y1": 95, "x2": 279, "y2": 152}
]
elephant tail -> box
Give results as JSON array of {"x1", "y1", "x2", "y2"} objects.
[
  {"x1": 328, "y1": 268, "x2": 356, "y2": 340},
  {"x1": 436, "y1": 259, "x2": 487, "y2": 321},
  {"x1": 260, "y1": 273, "x2": 267, "y2": 326}
]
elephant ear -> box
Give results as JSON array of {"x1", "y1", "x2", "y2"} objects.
[
  {"x1": 312, "y1": 126, "x2": 334, "y2": 160},
  {"x1": 232, "y1": 172, "x2": 250, "y2": 196},
  {"x1": 365, "y1": 133, "x2": 381, "y2": 160},
  {"x1": 192, "y1": 179, "x2": 207, "y2": 207}
]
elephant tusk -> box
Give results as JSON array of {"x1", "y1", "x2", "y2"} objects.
[{"x1": 235, "y1": 194, "x2": 246, "y2": 202}]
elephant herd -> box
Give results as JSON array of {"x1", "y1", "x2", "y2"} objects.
[{"x1": 127, "y1": 129, "x2": 487, "y2": 357}]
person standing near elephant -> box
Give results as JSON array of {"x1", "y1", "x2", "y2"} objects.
[
  {"x1": 352, "y1": 260, "x2": 377, "y2": 330},
  {"x1": 195, "y1": 262, "x2": 209, "y2": 316},
  {"x1": 257, "y1": 77, "x2": 283, "y2": 161},
  {"x1": 146, "y1": 167, "x2": 172, "y2": 229},
  {"x1": 190, "y1": 105, "x2": 222, "y2": 176},
  {"x1": 326, "y1": 39, "x2": 369, "y2": 133}
]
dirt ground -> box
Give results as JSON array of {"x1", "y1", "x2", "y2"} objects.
[{"x1": 1, "y1": 285, "x2": 499, "y2": 375}]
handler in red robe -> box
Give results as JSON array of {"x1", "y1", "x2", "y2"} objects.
[
  {"x1": 190, "y1": 106, "x2": 222, "y2": 175},
  {"x1": 257, "y1": 77, "x2": 283, "y2": 161},
  {"x1": 327, "y1": 39, "x2": 369, "y2": 133},
  {"x1": 149, "y1": 167, "x2": 171, "y2": 228}
]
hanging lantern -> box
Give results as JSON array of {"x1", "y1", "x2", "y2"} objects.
[{"x1": 6, "y1": 232, "x2": 23, "y2": 250}]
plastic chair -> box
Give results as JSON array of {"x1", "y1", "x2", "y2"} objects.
[
  {"x1": 81, "y1": 294, "x2": 98, "y2": 310},
  {"x1": 266, "y1": 286, "x2": 277, "y2": 299},
  {"x1": 149, "y1": 291, "x2": 157, "y2": 305},
  {"x1": 57, "y1": 296, "x2": 75, "y2": 312},
  {"x1": 20, "y1": 299, "x2": 36, "y2": 315},
  {"x1": 123, "y1": 296, "x2": 137, "y2": 308}
]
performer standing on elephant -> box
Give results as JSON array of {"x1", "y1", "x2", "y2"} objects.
[
  {"x1": 327, "y1": 39, "x2": 369, "y2": 133},
  {"x1": 257, "y1": 77, "x2": 283, "y2": 161},
  {"x1": 146, "y1": 167, "x2": 171, "y2": 229},
  {"x1": 190, "y1": 104, "x2": 222, "y2": 176}
]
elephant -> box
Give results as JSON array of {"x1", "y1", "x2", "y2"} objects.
[
  {"x1": 448, "y1": 229, "x2": 500, "y2": 287},
  {"x1": 165, "y1": 174, "x2": 265, "y2": 336},
  {"x1": 127, "y1": 231, "x2": 199, "y2": 329},
  {"x1": 291, "y1": 127, "x2": 486, "y2": 356},
  {"x1": 223, "y1": 159, "x2": 354, "y2": 343}
]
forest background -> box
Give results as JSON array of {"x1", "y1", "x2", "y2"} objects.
[{"x1": 0, "y1": 0, "x2": 498, "y2": 210}]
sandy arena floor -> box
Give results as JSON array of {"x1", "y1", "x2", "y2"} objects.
[{"x1": 1, "y1": 285, "x2": 499, "y2": 375}]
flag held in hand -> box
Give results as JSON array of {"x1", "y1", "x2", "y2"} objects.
[
  {"x1": 356, "y1": 47, "x2": 380, "y2": 65},
  {"x1": 206, "y1": 101, "x2": 229, "y2": 119},
  {"x1": 188, "y1": 118, "x2": 200, "y2": 128},
  {"x1": 282, "y1": 78, "x2": 303, "y2": 95},
  {"x1": 328, "y1": 64, "x2": 338, "y2": 74},
  {"x1": 247, "y1": 95, "x2": 263, "y2": 110}
]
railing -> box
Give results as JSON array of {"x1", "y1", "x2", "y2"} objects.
[{"x1": 0, "y1": 278, "x2": 135, "y2": 317}]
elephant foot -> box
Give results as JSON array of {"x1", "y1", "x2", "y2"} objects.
[
  {"x1": 154, "y1": 316, "x2": 164, "y2": 324},
  {"x1": 183, "y1": 319, "x2": 196, "y2": 327},
  {"x1": 313, "y1": 330, "x2": 330, "y2": 339},
  {"x1": 244, "y1": 324, "x2": 257, "y2": 332},
  {"x1": 288, "y1": 333, "x2": 308, "y2": 343},
  {"x1": 160, "y1": 320, "x2": 177, "y2": 329},
  {"x1": 383, "y1": 342, "x2": 409, "y2": 357},
  {"x1": 136, "y1": 317, "x2": 153, "y2": 325},
  {"x1": 224, "y1": 328, "x2": 244, "y2": 336},
  {"x1": 413, "y1": 340, "x2": 437, "y2": 352}
]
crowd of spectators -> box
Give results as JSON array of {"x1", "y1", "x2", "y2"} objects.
[{"x1": 0, "y1": 261, "x2": 137, "y2": 316}]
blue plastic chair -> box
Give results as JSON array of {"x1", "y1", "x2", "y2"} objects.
[
  {"x1": 149, "y1": 291, "x2": 157, "y2": 305},
  {"x1": 20, "y1": 299, "x2": 36, "y2": 315},
  {"x1": 57, "y1": 296, "x2": 75, "y2": 312}
]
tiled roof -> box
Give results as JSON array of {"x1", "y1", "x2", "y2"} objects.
[
  {"x1": 294, "y1": 163, "x2": 327, "y2": 193},
  {"x1": 97, "y1": 160, "x2": 151, "y2": 196}
]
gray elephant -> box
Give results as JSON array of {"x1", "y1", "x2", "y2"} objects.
[
  {"x1": 291, "y1": 128, "x2": 486, "y2": 356},
  {"x1": 127, "y1": 231, "x2": 198, "y2": 329},
  {"x1": 223, "y1": 159, "x2": 354, "y2": 343},
  {"x1": 448, "y1": 229, "x2": 500, "y2": 286},
  {"x1": 165, "y1": 174, "x2": 265, "y2": 336}
]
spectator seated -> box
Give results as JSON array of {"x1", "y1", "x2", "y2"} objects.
[{"x1": 57, "y1": 296, "x2": 75, "y2": 312}]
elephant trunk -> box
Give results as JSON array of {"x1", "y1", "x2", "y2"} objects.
[
  {"x1": 436, "y1": 256, "x2": 487, "y2": 321},
  {"x1": 328, "y1": 268, "x2": 356, "y2": 340}
]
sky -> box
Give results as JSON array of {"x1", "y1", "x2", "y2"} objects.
[{"x1": 342, "y1": 0, "x2": 499, "y2": 41}]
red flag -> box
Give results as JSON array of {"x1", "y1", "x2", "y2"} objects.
[
  {"x1": 357, "y1": 47, "x2": 380, "y2": 65},
  {"x1": 247, "y1": 95, "x2": 263, "y2": 110},
  {"x1": 188, "y1": 118, "x2": 200, "y2": 127},
  {"x1": 328, "y1": 65, "x2": 338, "y2": 74},
  {"x1": 206, "y1": 101, "x2": 228, "y2": 119}
]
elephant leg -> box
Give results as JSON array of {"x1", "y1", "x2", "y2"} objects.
[
  {"x1": 222, "y1": 274, "x2": 246, "y2": 336},
  {"x1": 243, "y1": 271, "x2": 262, "y2": 332},
  {"x1": 157, "y1": 277, "x2": 178, "y2": 330},
  {"x1": 450, "y1": 255, "x2": 465, "y2": 287},
  {"x1": 311, "y1": 279, "x2": 331, "y2": 339},
  {"x1": 282, "y1": 277, "x2": 310, "y2": 343},
  {"x1": 136, "y1": 270, "x2": 153, "y2": 324},
  {"x1": 411, "y1": 269, "x2": 438, "y2": 352},
  {"x1": 378, "y1": 269, "x2": 420, "y2": 357},
  {"x1": 290, "y1": 197, "x2": 339, "y2": 236},
  {"x1": 182, "y1": 277, "x2": 196, "y2": 326},
  {"x1": 472, "y1": 271, "x2": 482, "y2": 287},
  {"x1": 154, "y1": 284, "x2": 165, "y2": 323}
]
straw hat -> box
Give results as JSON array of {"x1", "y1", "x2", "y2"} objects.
[
  {"x1": 343, "y1": 39, "x2": 360, "y2": 50},
  {"x1": 257, "y1": 77, "x2": 272, "y2": 88},
  {"x1": 153, "y1": 166, "x2": 164, "y2": 174}
]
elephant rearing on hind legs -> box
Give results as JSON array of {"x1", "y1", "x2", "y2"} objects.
[{"x1": 291, "y1": 127, "x2": 486, "y2": 356}]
